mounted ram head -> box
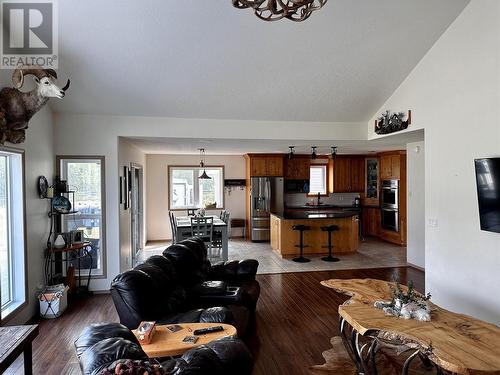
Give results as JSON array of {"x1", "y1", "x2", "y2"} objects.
[{"x1": 0, "y1": 65, "x2": 70, "y2": 144}]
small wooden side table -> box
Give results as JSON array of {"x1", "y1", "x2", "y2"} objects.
[
  {"x1": 133, "y1": 323, "x2": 237, "y2": 358},
  {"x1": 0, "y1": 325, "x2": 39, "y2": 375}
]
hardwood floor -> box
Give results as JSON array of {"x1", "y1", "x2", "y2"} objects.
[{"x1": 4, "y1": 267, "x2": 423, "y2": 375}]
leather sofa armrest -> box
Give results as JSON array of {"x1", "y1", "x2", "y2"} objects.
[
  {"x1": 198, "y1": 307, "x2": 234, "y2": 324},
  {"x1": 78, "y1": 338, "x2": 146, "y2": 375},
  {"x1": 160, "y1": 337, "x2": 254, "y2": 375},
  {"x1": 190, "y1": 284, "x2": 244, "y2": 307},
  {"x1": 209, "y1": 260, "x2": 259, "y2": 282},
  {"x1": 191, "y1": 281, "x2": 228, "y2": 296},
  {"x1": 74, "y1": 323, "x2": 140, "y2": 360}
]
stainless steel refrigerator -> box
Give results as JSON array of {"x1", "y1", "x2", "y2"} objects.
[{"x1": 250, "y1": 177, "x2": 284, "y2": 242}]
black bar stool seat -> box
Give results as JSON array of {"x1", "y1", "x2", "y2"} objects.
[
  {"x1": 321, "y1": 225, "x2": 340, "y2": 262},
  {"x1": 292, "y1": 224, "x2": 311, "y2": 263}
]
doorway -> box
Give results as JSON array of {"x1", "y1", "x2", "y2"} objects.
[{"x1": 130, "y1": 163, "x2": 144, "y2": 266}]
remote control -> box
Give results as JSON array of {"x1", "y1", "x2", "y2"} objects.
[{"x1": 193, "y1": 326, "x2": 224, "y2": 335}]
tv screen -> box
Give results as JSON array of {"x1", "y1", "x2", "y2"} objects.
[{"x1": 474, "y1": 158, "x2": 500, "y2": 233}]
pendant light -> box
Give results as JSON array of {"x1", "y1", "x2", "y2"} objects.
[
  {"x1": 198, "y1": 148, "x2": 211, "y2": 179},
  {"x1": 311, "y1": 146, "x2": 317, "y2": 160},
  {"x1": 288, "y1": 146, "x2": 295, "y2": 159}
]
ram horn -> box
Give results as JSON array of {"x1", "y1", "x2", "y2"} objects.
[
  {"x1": 62, "y1": 79, "x2": 71, "y2": 92},
  {"x1": 12, "y1": 65, "x2": 58, "y2": 89}
]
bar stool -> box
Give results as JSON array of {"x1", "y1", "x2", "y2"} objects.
[
  {"x1": 321, "y1": 225, "x2": 340, "y2": 262},
  {"x1": 292, "y1": 224, "x2": 311, "y2": 263}
]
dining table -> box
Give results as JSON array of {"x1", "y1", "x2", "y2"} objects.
[{"x1": 175, "y1": 216, "x2": 229, "y2": 261}]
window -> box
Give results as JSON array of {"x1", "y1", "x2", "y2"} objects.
[
  {"x1": 309, "y1": 165, "x2": 327, "y2": 195},
  {"x1": 0, "y1": 149, "x2": 25, "y2": 320},
  {"x1": 169, "y1": 166, "x2": 224, "y2": 209},
  {"x1": 59, "y1": 157, "x2": 106, "y2": 277}
]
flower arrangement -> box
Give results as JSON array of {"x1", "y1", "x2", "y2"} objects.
[{"x1": 374, "y1": 280, "x2": 432, "y2": 321}]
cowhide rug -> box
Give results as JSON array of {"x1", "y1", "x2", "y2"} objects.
[{"x1": 310, "y1": 337, "x2": 433, "y2": 375}]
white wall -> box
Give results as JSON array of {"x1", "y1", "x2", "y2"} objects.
[
  {"x1": 407, "y1": 141, "x2": 425, "y2": 269},
  {"x1": 146, "y1": 154, "x2": 246, "y2": 241},
  {"x1": 368, "y1": 0, "x2": 500, "y2": 323},
  {"x1": 118, "y1": 138, "x2": 146, "y2": 272},
  {"x1": 0, "y1": 103, "x2": 54, "y2": 325}
]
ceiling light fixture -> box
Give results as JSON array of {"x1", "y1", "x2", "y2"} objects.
[
  {"x1": 311, "y1": 146, "x2": 317, "y2": 160},
  {"x1": 232, "y1": 0, "x2": 327, "y2": 22},
  {"x1": 288, "y1": 146, "x2": 295, "y2": 159},
  {"x1": 198, "y1": 148, "x2": 211, "y2": 179},
  {"x1": 331, "y1": 146, "x2": 337, "y2": 159}
]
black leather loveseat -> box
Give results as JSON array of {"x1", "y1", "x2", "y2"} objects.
[
  {"x1": 75, "y1": 322, "x2": 254, "y2": 375},
  {"x1": 110, "y1": 237, "x2": 260, "y2": 336}
]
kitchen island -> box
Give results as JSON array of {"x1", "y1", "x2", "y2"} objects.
[{"x1": 270, "y1": 211, "x2": 360, "y2": 257}]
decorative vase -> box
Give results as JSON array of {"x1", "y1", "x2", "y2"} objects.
[{"x1": 54, "y1": 234, "x2": 66, "y2": 249}]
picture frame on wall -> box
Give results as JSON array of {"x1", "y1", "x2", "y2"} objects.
[
  {"x1": 123, "y1": 166, "x2": 129, "y2": 210},
  {"x1": 71, "y1": 230, "x2": 85, "y2": 244},
  {"x1": 119, "y1": 176, "x2": 123, "y2": 204}
]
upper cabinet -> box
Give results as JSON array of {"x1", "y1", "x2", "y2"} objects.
[
  {"x1": 285, "y1": 157, "x2": 311, "y2": 180},
  {"x1": 364, "y1": 158, "x2": 379, "y2": 206},
  {"x1": 332, "y1": 156, "x2": 365, "y2": 193},
  {"x1": 247, "y1": 154, "x2": 284, "y2": 177},
  {"x1": 379, "y1": 152, "x2": 404, "y2": 180}
]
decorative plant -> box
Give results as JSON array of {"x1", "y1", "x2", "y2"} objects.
[
  {"x1": 375, "y1": 110, "x2": 411, "y2": 135},
  {"x1": 389, "y1": 280, "x2": 431, "y2": 309},
  {"x1": 374, "y1": 280, "x2": 432, "y2": 321}
]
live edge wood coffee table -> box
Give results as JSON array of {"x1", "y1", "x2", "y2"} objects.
[
  {"x1": 133, "y1": 323, "x2": 237, "y2": 358},
  {"x1": 321, "y1": 279, "x2": 500, "y2": 375}
]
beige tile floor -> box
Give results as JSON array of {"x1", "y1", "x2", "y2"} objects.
[{"x1": 142, "y1": 237, "x2": 407, "y2": 274}]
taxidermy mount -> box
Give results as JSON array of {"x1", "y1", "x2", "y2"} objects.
[{"x1": 0, "y1": 65, "x2": 70, "y2": 144}]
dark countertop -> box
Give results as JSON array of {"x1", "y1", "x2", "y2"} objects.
[
  {"x1": 271, "y1": 211, "x2": 359, "y2": 220},
  {"x1": 285, "y1": 204, "x2": 361, "y2": 210}
]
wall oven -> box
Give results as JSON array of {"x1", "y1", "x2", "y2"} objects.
[
  {"x1": 381, "y1": 180, "x2": 399, "y2": 232},
  {"x1": 381, "y1": 207, "x2": 399, "y2": 232},
  {"x1": 381, "y1": 180, "x2": 399, "y2": 209}
]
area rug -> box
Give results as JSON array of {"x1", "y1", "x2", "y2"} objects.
[{"x1": 310, "y1": 336, "x2": 432, "y2": 375}]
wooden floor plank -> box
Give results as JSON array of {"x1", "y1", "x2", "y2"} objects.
[{"x1": 2, "y1": 267, "x2": 423, "y2": 375}]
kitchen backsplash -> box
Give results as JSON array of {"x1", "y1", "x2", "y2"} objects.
[{"x1": 285, "y1": 192, "x2": 360, "y2": 207}]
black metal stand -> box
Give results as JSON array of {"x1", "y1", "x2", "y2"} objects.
[
  {"x1": 321, "y1": 227, "x2": 340, "y2": 262},
  {"x1": 338, "y1": 316, "x2": 445, "y2": 375},
  {"x1": 292, "y1": 225, "x2": 310, "y2": 263}
]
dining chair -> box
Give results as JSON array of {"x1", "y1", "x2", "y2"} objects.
[
  {"x1": 187, "y1": 208, "x2": 196, "y2": 216},
  {"x1": 190, "y1": 216, "x2": 214, "y2": 256},
  {"x1": 219, "y1": 210, "x2": 226, "y2": 220},
  {"x1": 169, "y1": 211, "x2": 177, "y2": 244}
]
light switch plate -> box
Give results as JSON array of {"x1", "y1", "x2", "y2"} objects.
[{"x1": 428, "y1": 218, "x2": 438, "y2": 228}]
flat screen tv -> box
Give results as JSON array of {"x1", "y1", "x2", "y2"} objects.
[{"x1": 474, "y1": 157, "x2": 500, "y2": 233}]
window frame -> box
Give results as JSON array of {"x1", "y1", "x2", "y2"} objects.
[
  {"x1": 168, "y1": 165, "x2": 225, "y2": 211},
  {"x1": 56, "y1": 155, "x2": 107, "y2": 279},
  {"x1": 307, "y1": 164, "x2": 329, "y2": 197},
  {"x1": 0, "y1": 146, "x2": 27, "y2": 324}
]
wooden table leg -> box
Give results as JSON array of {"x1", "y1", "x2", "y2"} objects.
[{"x1": 23, "y1": 343, "x2": 33, "y2": 375}]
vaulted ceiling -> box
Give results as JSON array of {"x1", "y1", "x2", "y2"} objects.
[{"x1": 52, "y1": 0, "x2": 469, "y2": 122}]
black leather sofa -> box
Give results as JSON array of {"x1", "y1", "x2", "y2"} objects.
[
  {"x1": 75, "y1": 322, "x2": 254, "y2": 375},
  {"x1": 110, "y1": 237, "x2": 260, "y2": 336},
  {"x1": 161, "y1": 237, "x2": 260, "y2": 310}
]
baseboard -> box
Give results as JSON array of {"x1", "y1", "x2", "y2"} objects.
[{"x1": 407, "y1": 262, "x2": 425, "y2": 272}]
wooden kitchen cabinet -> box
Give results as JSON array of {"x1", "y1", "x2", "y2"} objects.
[
  {"x1": 380, "y1": 152, "x2": 404, "y2": 180},
  {"x1": 362, "y1": 207, "x2": 380, "y2": 237},
  {"x1": 350, "y1": 157, "x2": 365, "y2": 192},
  {"x1": 247, "y1": 154, "x2": 284, "y2": 177},
  {"x1": 266, "y1": 156, "x2": 284, "y2": 176},
  {"x1": 332, "y1": 156, "x2": 365, "y2": 193},
  {"x1": 285, "y1": 157, "x2": 310, "y2": 179},
  {"x1": 250, "y1": 157, "x2": 267, "y2": 176},
  {"x1": 270, "y1": 214, "x2": 281, "y2": 250}
]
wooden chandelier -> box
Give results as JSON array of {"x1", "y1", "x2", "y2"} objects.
[{"x1": 232, "y1": 0, "x2": 327, "y2": 22}]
